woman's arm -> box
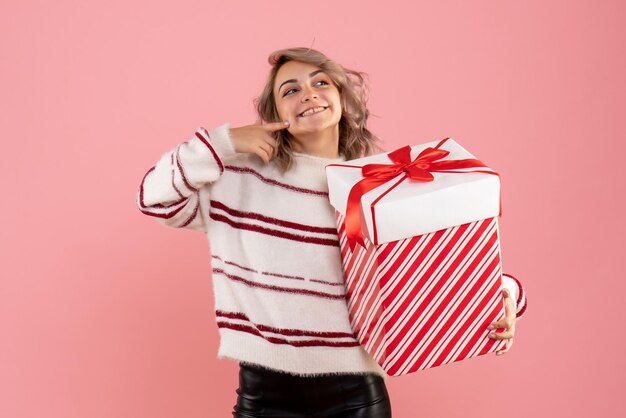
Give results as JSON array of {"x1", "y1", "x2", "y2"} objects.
[{"x1": 136, "y1": 122, "x2": 237, "y2": 233}]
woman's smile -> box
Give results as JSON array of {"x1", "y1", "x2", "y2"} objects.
[{"x1": 298, "y1": 106, "x2": 328, "y2": 118}]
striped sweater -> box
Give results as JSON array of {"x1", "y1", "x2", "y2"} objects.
[{"x1": 136, "y1": 122, "x2": 528, "y2": 380}]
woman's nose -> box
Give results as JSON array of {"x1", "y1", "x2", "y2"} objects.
[{"x1": 300, "y1": 86, "x2": 319, "y2": 102}]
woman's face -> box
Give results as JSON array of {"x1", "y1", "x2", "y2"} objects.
[{"x1": 273, "y1": 60, "x2": 342, "y2": 136}]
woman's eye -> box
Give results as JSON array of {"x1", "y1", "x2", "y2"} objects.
[{"x1": 283, "y1": 80, "x2": 329, "y2": 97}]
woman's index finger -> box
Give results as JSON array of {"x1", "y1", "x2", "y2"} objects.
[{"x1": 263, "y1": 121, "x2": 290, "y2": 131}]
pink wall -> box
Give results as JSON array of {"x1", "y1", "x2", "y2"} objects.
[{"x1": 2, "y1": 1, "x2": 623, "y2": 417}]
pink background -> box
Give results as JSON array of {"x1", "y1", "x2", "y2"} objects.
[{"x1": 2, "y1": 1, "x2": 624, "y2": 417}]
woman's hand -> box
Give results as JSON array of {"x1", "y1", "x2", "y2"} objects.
[
  {"x1": 486, "y1": 288, "x2": 517, "y2": 355},
  {"x1": 229, "y1": 118, "x2": 290, "y2": 165}
]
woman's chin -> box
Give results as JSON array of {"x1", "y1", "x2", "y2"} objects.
[{"x1": 294, "y1": 118, "x2": 337, "y2": 132}]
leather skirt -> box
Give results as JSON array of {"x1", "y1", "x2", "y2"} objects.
[{"x1": 232, "y1": 362, "x2": 392, "y2": 418}]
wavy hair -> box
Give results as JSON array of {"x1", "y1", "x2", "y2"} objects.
[{"x1": 253, "y1": 47, "x2": 385, "y2": 174}]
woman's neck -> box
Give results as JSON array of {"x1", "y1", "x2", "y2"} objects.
[{"x1": 288, "y1": 125, "x2": 339, "y2": 159}]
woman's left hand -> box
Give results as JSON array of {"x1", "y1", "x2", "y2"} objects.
[{"x1": 486, "y1": 288, "x2": 516, "y2": 355}]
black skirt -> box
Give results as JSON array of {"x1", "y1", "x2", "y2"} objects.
[{"x1": 232, "y1": 362, "x2": 392, "y2": 418}]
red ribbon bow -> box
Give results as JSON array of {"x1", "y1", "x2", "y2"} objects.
[{"x1": 327, "y1": 138, "x2": 501, "y2": 251}]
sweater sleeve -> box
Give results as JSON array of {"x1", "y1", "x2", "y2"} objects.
[
  {"x1": 136, "y1": 122, "x2": 237, "y2": 233},
  {"x1": 501, "y1": 273, "x2": 528, "y2": 319}
]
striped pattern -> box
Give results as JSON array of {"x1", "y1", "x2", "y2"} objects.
[
  {"x1": 224, "y1": 165, "x2": 329, "y2": 197},
  {"x1": 211, "y1": 255, "x2": 343, "y2": 287},
  {"x1": 195, "y1": 128, "x2": 224, "y2": 174},
  {"x1": 210, "y1": 253, "x2": 346, "y2": 300},
  {"x1": 215, "y1": 310, "x2": 360, "y2": 347},
  {"x1": 136, "y1": 127, "x2": 223, "y2": 228},
  {"x1": 209, "y1": 199, "x2": 340, "y2": 247},
  {"x1": 335, "y1": 210, "x2": 508, "y2": 376},
  {"x1": 137, "y1": 123, "x2": 394, "y2": 378}
]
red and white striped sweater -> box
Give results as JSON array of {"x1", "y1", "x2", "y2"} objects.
[{"x1": 136, "y1": 122, "x2": 528, "y2": 380}]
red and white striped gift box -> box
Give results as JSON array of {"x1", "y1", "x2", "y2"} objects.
[
  {"x1": 326, "y1": 138, "x2": 509, "y2": 376},
  {"x1": 335, "y1": 210, "x2": 508, "y2": 376}
]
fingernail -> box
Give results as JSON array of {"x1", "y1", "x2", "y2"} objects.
[
  {"x1": 488, "y1": 333, "x2": 496, "y2": 338},
  {"x1": 487, "y1": 325, "x2": 494, "y2": 330},
  {"x1": 284, "y1": 120, "x2": 289, "y2": 125}
]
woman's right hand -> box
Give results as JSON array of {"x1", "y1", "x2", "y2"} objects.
[{"x1": 229, "y1": 118, "x2": 290, "y2": 165}]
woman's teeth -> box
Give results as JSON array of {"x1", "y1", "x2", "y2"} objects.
[{"x1": 299, "y1": 106, "x2": 326, "y2": 117}]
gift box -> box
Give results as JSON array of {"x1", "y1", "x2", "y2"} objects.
[{"x1": 326, "y1": 138, "x2": 509, "y2": 376}]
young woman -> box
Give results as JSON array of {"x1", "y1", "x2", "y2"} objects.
[{"x1": 137, "y1": 47, "x2": 527, "y2": 418}]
